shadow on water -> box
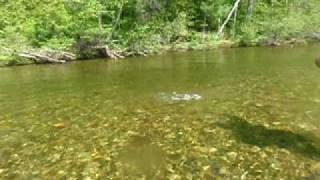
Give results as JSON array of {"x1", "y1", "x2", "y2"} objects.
[
  {"x1": 119, "y1": 135, "x2": 165, "y2": 178},
  {"x1": 217, "y1": 115, "x2": 320, "y2": 160}
]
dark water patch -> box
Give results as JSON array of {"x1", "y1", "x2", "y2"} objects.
[
  {"x1": 218, "y1": 115, "x2": 320, "y2": 160},
  {"x1": 119, "y1": 135, "x2": 165, "y2": 178}
]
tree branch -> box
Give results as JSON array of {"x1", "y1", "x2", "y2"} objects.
[{"x1": 218, "y1": 0, "x2": 242, "y2": 36}]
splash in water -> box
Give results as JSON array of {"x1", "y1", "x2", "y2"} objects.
[{"x1": 159, "y1": 92, "x2": 202, "y2": 102}]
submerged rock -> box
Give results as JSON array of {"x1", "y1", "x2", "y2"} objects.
[
  {"x1": 306, "y1": 162, "x2": 320, "y2": 180},
  {"x1": 315, "y1": 57, "x2": 320, "y2": 68}
]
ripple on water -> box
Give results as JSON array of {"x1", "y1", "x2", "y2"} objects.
[{"x1": 159, "y1": 92, "x2": 202, "y2": 102}]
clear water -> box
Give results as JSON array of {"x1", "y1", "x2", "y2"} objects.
[{"x1": 1, "y1": 44, "x2": 320, "y2": 179}]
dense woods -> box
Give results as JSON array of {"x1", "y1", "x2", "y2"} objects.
[{"x1": 0, "y1": 0, "x2": 320, "y2": 64}]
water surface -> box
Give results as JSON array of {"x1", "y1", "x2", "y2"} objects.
[{"x1": 1, "y1": 44, "x2": 320, "y2": 179}]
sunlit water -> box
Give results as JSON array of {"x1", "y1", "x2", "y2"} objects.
[{"x1": 1, "y1": 44, "x2": 320, "y2": 179}]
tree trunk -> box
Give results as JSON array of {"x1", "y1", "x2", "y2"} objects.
[
  {"x1": 218, "y1": 0, "x2": 242, "y2": 36},
  {"x1": 232, "y1": 5, "x2": 238, "y2": 38},
  {"x1": 107, "y1": 1, "x2": 124, "y2": 42},
  {"x1": 98, "y1": 13, "x2": 103, "y2": 32},
  {"x1": 247, "y1": 0, "x2": 254, "y2": 19}
]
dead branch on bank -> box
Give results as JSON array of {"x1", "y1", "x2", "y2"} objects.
[
  {"x1": 18, "y1": 50, "x2": 76, "y2": 64},
  {"x1": 93, "y1": 45, "x2": 125, "y2": 59},
  {"x1": 218, "y1": 0, "x2": 241, "y2": 36}
]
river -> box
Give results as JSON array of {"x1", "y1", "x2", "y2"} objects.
[{"x1": 0, "y1": 44, "x2": 320, "y2": 179}]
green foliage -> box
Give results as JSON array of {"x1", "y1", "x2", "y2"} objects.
[
  {"x1": 200, "y1": 0, "x2": 232, "y2": 31},
  {"x1": 239, "y1": 22, "x2": 261, "y2": 46},
  {"x1": 123, "y1": 24, "x2": 157, "y2": 51},
  {"x1": 43, "y1": 37, "x2": 75, "y2": 50},
  {"x1": 0, "y1": 26, "x2": 30, "y2": 54},
  {"x1": 0, "y1": 0, "x2": 319, "y2": 59},
  {"x1": 161, "y1": 13, "x2": 189, "y2": 43}
]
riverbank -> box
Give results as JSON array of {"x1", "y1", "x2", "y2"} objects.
[
  {"x1": 1, "y1": 0, "x2": 320, "y2": 68},
  {"x1": 0, "y1": 35, "x2": 318, "y2": 67}
]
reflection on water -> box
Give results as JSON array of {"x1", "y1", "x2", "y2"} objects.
[{"x1": 0, "y1": 44, "x2": 320, "y2": 179}]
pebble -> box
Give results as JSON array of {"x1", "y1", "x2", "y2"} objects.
[
  {"x1": 58, "y1": 170, "x2": 66, "y2": 175},
  {"x1": 203, "y1": 165, "x2": 210, "y2": 171},
  {"x1": 209, "y1": 147, "x2": 218, "y2": 153},
  {"x1": 308, "y1": 162, "x2": 320, "y2": 179},
  {"x1": 219, "y1": 167, "x2": 229, "y2": 175},
  {"x1": 52, "y1": 123, "x2": 65, "y2": 128},
  {"x1": 227, "y1": 152, "x2": 238, "y2": 161},
  {"x1": 163, "y1": 115, "x2": 171, "y2": 121}
]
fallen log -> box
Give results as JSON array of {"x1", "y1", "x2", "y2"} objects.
[
  {"x1": 105, "y1": 47, "x2": 124, "y2": 59},
  {"x1": 51, "y1": 51, "x2": 76, "y2": 61},
  {"x1": 19, "y1": 52, "x2": 65, "y2": 64},
  {"x1": 18, "y1": 50, "x2": 76, "y2": 64},
  {"x1": 94, "y1": 46, "x2": 124, "y2": 59},
  {"x1": 121, "y1": 49, "x2": 149, "y2": 57}
]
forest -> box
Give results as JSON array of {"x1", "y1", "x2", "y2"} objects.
[{"x1": 0, "y1": 0, "x2": 320, "y2": 65}]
